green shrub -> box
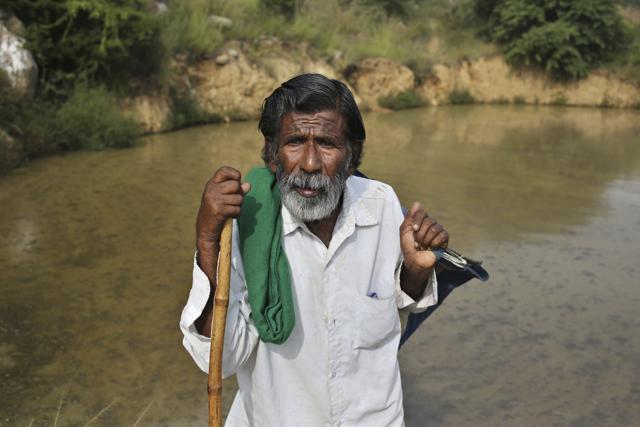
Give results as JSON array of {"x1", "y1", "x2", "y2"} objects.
[
  {"x1": 6, "y1": 0, "x2": 165, "y2": 98},
  {"x1": 162, "y1": 1, "x2": 224, "y2": 55},
  {"x1": 378, "y1": 90, "x2": 425, "y2": 110},
  {"x1": 449, "y1": 89, "x2": 475, "y2": 104},
  {"x1": 513, "y1": 95, "x2": 526, "y2": 104},
  {"x1": 166, "y1": 89, "x2": 222, "y2": 130},
  {"x1": 476, "y1": 0, "x2": 631, "y2": 80},
  {"x1": 55, "y1": 86, "x2": 139, "y2": 150},
  {"x1": 551, "y1": 93, "x2": 568, "y2": 106}
]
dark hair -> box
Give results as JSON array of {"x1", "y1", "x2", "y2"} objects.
[{"x1": 258, "y1": 73, "x2": 365, "y2": 169}]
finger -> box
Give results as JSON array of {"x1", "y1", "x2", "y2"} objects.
[
  {"x1": 241, "y1": 182, "x2": 251, "y2": 194},
  {"x1": 421, "y1": 223, "x2": 443, "y2": 249},
  {"x1": 212, "y1": 166, "x2": 241, "y2": 183},
  {"x1": 218, "y1": 204, "x2": 242, "y2": 218},
  {"x1": 411, "y1": 209, "x2": 427, "y2": 233},
  {"x1": 431, "y1": 230, "x2": 449, "y2": 249},
  {"x1": 218, "y1": 194, "x2": 244, "y2": 207},
  {"x1": 215, "y1": 179, "x2": 243, "y2": 195},
  {"x1": 414, "y1": 218, "x2": 437, "y2": 248},
  {"x1": 400, "y1": 205, "x2": 417, "y2": 237},
  {"x1": 408, "y1": 201, "x2": 420, "y2": 219}
]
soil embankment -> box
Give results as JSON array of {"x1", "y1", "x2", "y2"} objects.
[{"x1": 122, "y1": 39, "x2": 640, "y2": 133}]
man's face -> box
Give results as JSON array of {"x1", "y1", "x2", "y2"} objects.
[{"x1": 270, "y1": 110, "x2": 352, "y2": 222}]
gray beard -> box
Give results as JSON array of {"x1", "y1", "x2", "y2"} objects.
[{"x1": 276, "y1": 165, "x2": 348, "y2": 222}]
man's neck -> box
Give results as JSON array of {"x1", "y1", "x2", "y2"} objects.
[{"x1": 305, "y1": 197, "x2": 343, "y2": 248}]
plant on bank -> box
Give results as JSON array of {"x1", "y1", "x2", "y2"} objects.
[
  {"x1": 378, "y1": 90, "x2": 426, "y2": 110},
  {"x1": 473, "y1": 0, "x2": 631, "y2": 80},
  {"x1": 4, "y1": 0, "x2": 165, "y2": 98}
]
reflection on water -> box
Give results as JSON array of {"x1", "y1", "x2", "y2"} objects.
[{"x1": 0, "y1": 106, "x2": 639, "y2": 426}]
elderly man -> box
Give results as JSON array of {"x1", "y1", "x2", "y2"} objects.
[{"x1": 180, "y1": 73, "x2": 450, "y2": 426}]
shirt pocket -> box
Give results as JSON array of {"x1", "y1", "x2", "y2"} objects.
[{"x1": 352, "y1": 293, "x2": 401, "y2": 351}]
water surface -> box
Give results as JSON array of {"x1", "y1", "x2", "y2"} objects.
[{"x1": 1, "y1": 106, "x2": 639, "y2": 426}]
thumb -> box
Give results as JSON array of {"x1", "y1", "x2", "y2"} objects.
[
  {"x1": 241, "y1": 182, "x2": 251, "y2": 194},
  {"x1": 400, "y1": 202, "x2": 420, "y2": 252}
]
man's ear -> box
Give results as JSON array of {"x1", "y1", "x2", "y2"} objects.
[{"x1": 263, "y1": 137, "x2": 278, "y2": 173}]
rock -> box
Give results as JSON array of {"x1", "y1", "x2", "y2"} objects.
[
  {"x1": 345, "y1": 58, "x2": 416, "y2": 110},
  {"x1": 215, "y1": 54, "x2": 230, "y2": 66},
  {"x1": 149, "y1": 1, "x2": 168, "y2": 15},
  {"x1": 208, "y1": 15, "x2": 232, "y2": 28},
  {"x1": 227, "y1": 48, "x2": 239, "y2": 59},
  {"x1": 0, "y1": 22, "x2": 37, "y2": 98}
]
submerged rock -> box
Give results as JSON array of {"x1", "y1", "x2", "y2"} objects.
[{"x1": 0, "y1": 21, "x2": 37, "y2": 98}]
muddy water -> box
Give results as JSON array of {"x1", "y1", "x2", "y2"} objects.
[{"x1": 1, "y1": 106, "x2": 639, "y2": 426}]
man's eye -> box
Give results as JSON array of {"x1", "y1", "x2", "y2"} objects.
[{"x1": 318, "y1": 140, "x2": 337, "y2": 147}]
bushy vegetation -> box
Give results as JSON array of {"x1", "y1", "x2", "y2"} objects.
[
  {"x1": 0, "y1": 78, "x2": 138, "y2": 174},
  {"x1": 471, "y1": 0, "x2": 632, "y2": 80},
  {"x1": 378, "y1": 90, "x2": 425, "y2": 110},
  {"x1": 2, "y1": 0, "x2": 640, "y2": 173},
  {"x1": 166, "y1": 88, "x2": 222, "y2": 130},
  {"x1": 449, "y1": 89, "x2": 476, "y2": 105},
  {"x1": 5, "y1": 0, "x2": 165, "y2": 98}
]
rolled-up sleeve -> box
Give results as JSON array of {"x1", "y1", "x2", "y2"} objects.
[
  {"x1": 179, "y1": 221, "x2": 259, "y2": 377},
  {"x1": 395, "y1": 260, "x2": 439, "y2": 313}
]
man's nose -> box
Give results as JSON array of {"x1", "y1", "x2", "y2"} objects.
[{"x1": 300, "y1": 142, "x2": 321, "y2": 173}]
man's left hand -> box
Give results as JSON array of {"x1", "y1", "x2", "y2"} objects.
[{"x1": 400, "y1": 202, "x2": 449, "y2": 273}]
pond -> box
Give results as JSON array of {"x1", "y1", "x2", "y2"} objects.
[{"x1": 1, "y1": 105, "x2": 639, "y2": 426}]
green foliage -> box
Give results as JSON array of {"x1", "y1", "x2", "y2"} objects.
[
  {"x1": 55, "y1": 86, "x2": 139, "y2": 150},
  {"x1": 513, "y1": 95, "x2": 526, "y2": 104},
  {"x1": 551, "y1": 93, "x2": 568, "y2": 106},
  {"x1": 259, "y1": 0, "x2": 300, "y2": 20},
  {"x1": 166, "y1": 89, "x2": 222, "y2": 130},
  {"x1": 378, "y1": 90, "x2": 425, "y2": 110},
  {"x1": 362, "y1": 0, "x2": 416, "y2": 17},
  {"x1": 449, "y1": 89, "x2": 475, "y2": 104},
  {"x1": 0, "y1": 82, "x2": 138, "y2": 172},
  {"x1": 162, "y1": 1, "x2": 224, "y2": 55},
  {"x1": 6, "y1": 0, "x2": 164, "y2": 98},
  {"x1": 477, "y1": 0, "x2": 631, "y2": 80}
]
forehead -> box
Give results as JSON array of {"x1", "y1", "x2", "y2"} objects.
[{"x1": 279, "y1": 110, "x2": 346, "y2": 138}]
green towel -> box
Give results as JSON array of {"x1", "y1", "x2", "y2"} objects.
[{"x1": 237, "y1": 167, "x2": 295, "y2": 344}]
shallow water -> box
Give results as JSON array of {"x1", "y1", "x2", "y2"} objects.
[{"x1": 1, "y1": 106, "x2": 639, "y2": 426}]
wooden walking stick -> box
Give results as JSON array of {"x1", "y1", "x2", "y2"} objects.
[{"x1": 208, "y1": 218, "x2": 233, "y2": 427}]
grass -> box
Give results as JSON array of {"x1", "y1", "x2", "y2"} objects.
[
  {"x1": 166, "y1": 88, "x2": 222, "y2": 130},
  {"x1": 378, "y1": 90, "x2": 426, "y2": 110},
  {"x1": 0, "y1": 81, "x2": 139, "y2": 174},
  {"x1": 513, "y1": 95, "x2": 526, "y2": 105},
  {"x1": 551, "y1": 93, "x2": 569, "y2": 106},
  {"x1": 449, "y1": 89, "x2": 475, "y2": 105}
]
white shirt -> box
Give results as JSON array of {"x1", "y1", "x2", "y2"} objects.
[{"x1": 180, "y1": 176, "x2": 438, "y2": 426}]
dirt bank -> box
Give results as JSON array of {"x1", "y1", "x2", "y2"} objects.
[{"x1": 122, "y1": 39, "x2": 640, "y2": 133}]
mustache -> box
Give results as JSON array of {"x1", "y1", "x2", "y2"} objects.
[{"x1": 281, "y1": 171, "x2": 341, "y2": 191}]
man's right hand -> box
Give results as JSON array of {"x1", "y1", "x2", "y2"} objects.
[
  {"x1": 195, "y1": 166, "x2": 250, "y2": 282},
  {"x1": 194, "y1": 166, "x2": 250, "y2": 337}
]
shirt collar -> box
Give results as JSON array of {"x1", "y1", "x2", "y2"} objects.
[{"x1": 281, "y1": 176, "x2": 379, "y2": 235}]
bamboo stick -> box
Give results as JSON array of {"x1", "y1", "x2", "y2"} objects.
[{"x1": 208, "y1": 218, "x2": 233, "y2": 427}]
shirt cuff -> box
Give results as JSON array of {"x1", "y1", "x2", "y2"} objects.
[
  {"x1": 180, "y1": 253, "x2": 212, "y2": 339},
  {"x1": 395, "y1": 262, "x2": 439, "y2": 313}
]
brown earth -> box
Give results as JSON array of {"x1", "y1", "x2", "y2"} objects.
[{"x1": 120, "y1": 40, "x2": 640, "y2": 134}]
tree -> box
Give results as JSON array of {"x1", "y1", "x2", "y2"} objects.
[
  {"x1": 5, "y1": 0, "x2": 164, "y2": 98},
  {"x1": 478, "y1": 0, "x2": 630, "y2": 79}
]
